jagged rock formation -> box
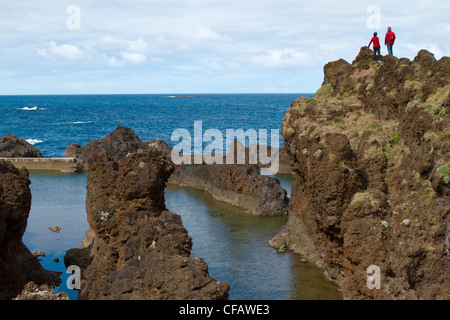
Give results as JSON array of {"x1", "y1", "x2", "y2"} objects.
[
  {"x1": 64, "y1": 149, "x2": 229, "y2": 300},
  {"x1": 146, "y1": 139, "x2": 174, "y2": 162},
  {"x1": 0, "y1": 160, "x2": 61, "y2": 299},
  {"x1": 65, "y1": 126, "x2": 173, "y2": 172},
  {"x1": 270, "y1": 47, "x2": 449, "y2": 300},
  {"x1": 168, "y1": 164, "x2": 289, "y2": 216},
  {"x1": 0, "y1": 133, "x2": 43, "y2": 158}
]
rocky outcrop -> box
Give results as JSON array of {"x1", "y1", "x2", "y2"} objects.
[
  {"x1": 168, "y1": 164, "x2": 289, "y2": 216},
  {"x1": 146, "y1": 139, "x2": 174, "y2": 162},
  {"x1": 270, "y1": 47, "x2": 449, "y2": 300},
  {"x1": 65, "y1": 126, "x2": 147, "y2": 172},
  {"x1": 65, "y1": 126, "x2": 174, "y2": 172},
  {"x1": 0, "y1": 133, "x2": 43, "y2": 158},
  {"x1": 0, "y1": 160, "x2": 61, "y2": 299},
  {"x1": 64, "y1": 149, "x2": 229, "y2": 300}
]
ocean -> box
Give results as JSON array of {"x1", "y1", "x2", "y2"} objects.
[{"x1": 0, "y1": 94, "x2": 313, "y2": 157}]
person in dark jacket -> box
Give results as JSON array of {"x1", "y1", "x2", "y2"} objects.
[
  {"x1": 385, "y1": 27, "x2": 396, "y2": 55},
  {"x1": 368, "y1": 32, "x2": 381, "y2": 61}
]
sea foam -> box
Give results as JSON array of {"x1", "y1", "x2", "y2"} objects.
[
  {"x1": 71, "y1": 121, "x2": 92, "y2": 124},
  {"x1": 19, "y1": 106, "x2": 44, "y2": 111},
  {"x1": 26, "y1": 139, "x2": 43, "y2": 145}
]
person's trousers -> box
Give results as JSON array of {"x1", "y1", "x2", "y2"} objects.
[
  {"x1": 387, "y1": 43, "x2": 393, "y2": 55},
  {"x1": 373, "y1": 46, "x2": 381, "y2": 60}
]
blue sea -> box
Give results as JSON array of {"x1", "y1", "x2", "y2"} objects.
[
  {"x1": 1, "y1": 93, "x2": 342, "y2": 300},
  {"x1": 0, "y1": 94, "x2": 313, "y2": 157}
]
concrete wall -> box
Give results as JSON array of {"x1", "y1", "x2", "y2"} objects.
[{"x1": 0, "y1": 158, "x2": 76, "y2": 172}]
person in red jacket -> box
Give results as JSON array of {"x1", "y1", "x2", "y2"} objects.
[
  {"x1": 368, "y1": 32, "x2": 381, "y2": 61},
  {"x1": 385, "y1": 27, "x2": 396, "y2": 55}
]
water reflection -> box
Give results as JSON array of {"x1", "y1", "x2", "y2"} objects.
[
  {"x1": 165, "y1": 183, "x2": 342, "y2": 300},
  {"x1": 23, "y1": 172, "x2": 89, "y2": 300},
  {"x1": 23, "y1": 172, "x2": 342, "y2": 300}
]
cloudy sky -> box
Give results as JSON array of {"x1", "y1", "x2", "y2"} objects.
[{"x1": 1, "y1": 0, "x2": 449, "y2": 95}]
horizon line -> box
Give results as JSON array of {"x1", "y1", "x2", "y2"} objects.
[{"x1": 0, "y1": 92, "x2": 316, "y2": 97}]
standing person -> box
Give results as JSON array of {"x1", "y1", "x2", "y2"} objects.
[
  {"x1": 368, "y1": 32, "x2": 381, "y2": 61},
  {"x1": 385, "y1": 27, "x2": 396, "y2": 55}
]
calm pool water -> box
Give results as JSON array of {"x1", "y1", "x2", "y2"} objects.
[
  {"x1": 23, "y1": 172, "x2": 342, "y2": 300},
  {"x1": 23, "y1": 172, "x2": 89, "y2": 300}
]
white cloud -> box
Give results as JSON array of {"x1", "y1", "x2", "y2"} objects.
[
  {"x1": 187, "y1": 25, "x2": 227, "y2": 42},
  {"x1": 98, "y1": 36, "x2": 152, "y2": 65},
  {"x1": 101, "y1": 35, "x2": 149, "y2": 52},
  {"x1": 102, "y1": 54, "x2": 127, "y2": 67},
  {"x1": 37, "y1": 41, "x2": 90, "y2": 61},
  {"x1": 249, "y1": 49, "x2": 311, "y2": 69},
  {"x1": 401, "y1": 43, "x2": 444, "y2": 60},
  {"x1": 127, "y1": 37, "x2": 148, "y2": 53},
  {"x1": 120, "y1": 51, "x2": 147, "y2": 65},
  {"x1": 100, "y1": 35, "x2": 123, "y2": 47},
  {"x1": 37, "y1": 38, "x2": 153, "y2": 67}
]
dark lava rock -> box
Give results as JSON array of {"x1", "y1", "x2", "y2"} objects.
[{"x1": 0, "y1": 133, "x2": 43, "y2": 158}]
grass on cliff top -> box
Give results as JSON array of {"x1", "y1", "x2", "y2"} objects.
[
  {"x1": 315, "y1": 83, "x2": 334, "y2": 100},
  {"x1": 419, "y1": 84, "x2": 450, "y2": 118}
]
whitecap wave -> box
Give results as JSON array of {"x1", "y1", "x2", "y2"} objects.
[
  {"x1": 19, "y1": 106, "x2": 45, "y2": 111},
  {"x1": 71, "y1": 121, "x2": 92, "y2": 124},
  {"x1": 26, "y1": 139, "x2": 43, "y2": 145},
  {"x1": 53, "y1": 121, "x2": 93, "y2": 125}
]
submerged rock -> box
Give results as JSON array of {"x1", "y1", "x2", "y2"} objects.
[
  {"x1": 0, "y1": 133, "x2": 43, "y2": 158},
  {"x1": 48, "y1": 226, "x2": 61, "y2": 233},
  {"x1": 168, "y1": 164, "x2": 289, "y2": 216},
  {"x1": 64, "y1": 149, "x2": 229, "y2": 300},
  {"x1": 270, "y1": 47, "x2": 450, "y2": 300},
  {"x1": 0, "y1": 160, "x2": 61, "y2": 300},
  {"x1": 31, "y1": 251, "x2": 46, "y2": 258}
]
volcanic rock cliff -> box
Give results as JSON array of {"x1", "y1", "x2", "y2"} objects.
[
  {"x1": 270, "y1": 47, "x2": 449, "y2": 300},
  {"x1": 64, "y1": 149, "x2": 229, "y2": 300},
  {"x1": 0, "y1": 160, "x2": 61, "y2": 299}
]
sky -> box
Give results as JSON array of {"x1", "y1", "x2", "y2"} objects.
[{"x1": 1, "y1": 0, "x2": 449, "y2": 95}]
